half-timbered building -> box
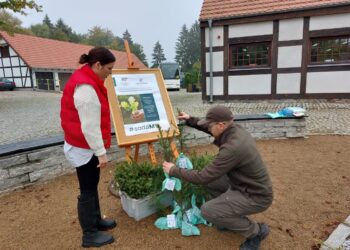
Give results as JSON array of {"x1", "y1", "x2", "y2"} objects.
[
  {"x1": 0, "y1": 31, "x2": 145, "y2": 91},
  {"x1": 200, "y1": 0, "x2": 350, "y2": 100}
]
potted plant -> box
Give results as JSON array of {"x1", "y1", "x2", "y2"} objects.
[{"x1": 114, "y1": 160, "x2": 172, "y2": 221}]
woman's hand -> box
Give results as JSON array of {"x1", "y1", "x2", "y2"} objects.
[{"x1": 97, "y1": 154, "x2": 108, "y2": 168}]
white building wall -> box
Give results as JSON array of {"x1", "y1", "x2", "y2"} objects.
[
  {"x1": 4, "y1": 67, "x2": 11, "y2": 76},
  {"x1": 32, "y1": 70, "x2": 37, "y2": 88},
  {"x1": 229, "y1": 21, "x2": 273, "y2": 38},
  {"x1": 53, "y1": 71, "x2": 60, "y2": 91},
  {"x1": 14, "y1": 78, "x2": 22, "y2": 86},
  {"x1": 206, "y1": 51, "x2": 223, "y2": 72},
  {"x1": 205, "y1": 27, "x2": 224, "y2": 47},
  {"x1": 9, "y1": 47, "x2": 17, "y2": 57},
  {"x1": 206, "y1": 76, "x2": 224, "y2": 95},
  {"x1": 12, "y1": 67, "x2": 20, "y2": 77},
  {"x1": 24, "y1": 77, "x2": 31, "y2": 87},
  {"x1": 10, "y1": 57, "x2": 20, "y2": 67},
  {"x1": 228, "y1": 75, "x2": 271, "y2": 95},
  {"x1": 21, "y1": 67, "x2": 28, "y2": 76},
  {"x1": 19, "y1": 58, "x2": 26, "y2": 66},
  {"x1": 2, "y1": 57, "x2": 10, "y2": 67},
  {"x1": 279, "y1": 18, "x2": 304, "y2": 41},
  {"x1": 277, "y1": 73, "x2": 301, "y2": 94},
  {"x1": 278, "y1": 46, "x2": 303, "y2": 68},
  {"x1": 306, "y1": 71, "x2": 350, "y2": 93},
  {"x1": 310, "y1": 13, "x2": 350, "y2": 30}
]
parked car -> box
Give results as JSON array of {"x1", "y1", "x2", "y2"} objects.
[{"x1": 0, "y1": 77, "x2": 16, "y2": 91}]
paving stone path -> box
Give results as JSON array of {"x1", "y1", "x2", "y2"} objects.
[{"x1": 1, "y1": 89, "x2": 350, "y2": 145}]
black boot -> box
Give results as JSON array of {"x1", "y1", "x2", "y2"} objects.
[
  {"x1": 78, "y1": 196, "x2": 115, "y2": 248},
  {"x1": 94, "y1": 192, "x2": 117, "y2": 231},
  {"x1": 239, "y1": 223, "x2": 269, "y2": 250}
]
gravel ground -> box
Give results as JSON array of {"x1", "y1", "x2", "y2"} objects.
[{"x1": 1, "y1": 89, "x2": 350, "y2": 145}]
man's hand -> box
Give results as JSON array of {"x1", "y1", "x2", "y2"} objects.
[
  {"x1": 177, "y1": 111, "x2": 190, "y2": 121},
  {"x1": 97, "y1": 154, "x2": 108, "y2": 168},
  {"x1": 163, "y1": 161, "x2": 175, "y2": 174}
]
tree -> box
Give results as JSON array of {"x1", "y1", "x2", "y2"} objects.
[
  {"x1": 30, "y1": 23, "x2": 51, "y2": 38},
  {"x1": 187, "y1": 21, "x2": 200, "y2": 69},
  {"x1": 0, "y1": 0, "x2": 41, "y2": 33},
  {"x1": 85, "y1": 26, "x2": 115, "y2": 47},
  {"x1": 175, "y1": 21, "x2": 200, "y2": 72},
  {"x1": 0, "y1": 10, "x2": 31, "y2": 34},
  {"x1": 50, "y1": 28, "x2": 69, "y2": 41},
  {"x1": 175, "y1": 24, "x2": 189, "y2": 71},
  {"x1": 132, "y1": 43, "x2": 148, "y2": 67},
  {"x1": 54, "y1": 18, "x2": 81, "y2": 43},
  {"x1": 151, "y1": 41, "x2": 166, "y2": 67},
  {"x1": 42, "y1": 14, "x2": 53, "y2": 30},
  {"x1": 122, "y1": 29, "x2": 133, "y2": 46},
  {"x1": 120, "y1": 30, "x2": 147, "y2": 66},
  {"x1": 0, "y1": 0, "x2": 41, "y2": 14}
]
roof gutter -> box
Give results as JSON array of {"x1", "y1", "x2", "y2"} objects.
[{"x1": 199, "y1": 2, "x2": 350, "y2": 24}]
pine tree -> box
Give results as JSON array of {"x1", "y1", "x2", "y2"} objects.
[
  {"x1": 122, "y1": 29, "x2": 133, "y2": 45},
  {"x1": 175, "y1": 24, "x2": 189, "y2": 70},
  {"x1": 42, "y1": 14, "x2": 53, "y2": 30},
  {"x1": 175, "y1": 21, "x2": 200, "y2": 72},
  {"x1": 132, "y1": 43, "x2": 148, "y2": 67},
  {"x1": 151, "y1": 41, "x2": 166, "y2": 67}
]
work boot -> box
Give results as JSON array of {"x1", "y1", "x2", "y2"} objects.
[
  {"x1": 239, "y1": 223, "x2": 269, "y2": 250},
  {"x1": 94, "y1": 192, "x2": 117, "y2": 231},
  {"x1": 78, "y1": 196, "x2": 114, "y2": 248}
]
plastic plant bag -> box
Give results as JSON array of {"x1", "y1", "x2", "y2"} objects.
[
  {"x1": 162, "y1": 173, "x2": 181, "y2": 192},
  {"x1": 181, "y1": 213, "x2": 200, "y2": 236},
  {"x1": 176, "y1": 153, "x2": 193, "y2": 169}
]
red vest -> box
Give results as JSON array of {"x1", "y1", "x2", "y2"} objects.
[{"x1": 60, "y1": 65, "x2": 111, "y2": 149}]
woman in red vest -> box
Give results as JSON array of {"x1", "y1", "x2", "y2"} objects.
[{"x1": 61, "y1": 47, "x2": 116, "y2": 248}]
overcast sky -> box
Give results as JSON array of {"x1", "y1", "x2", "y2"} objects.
[{"x1": 12, "y1": 0, "x2": 203, "y2": 65}]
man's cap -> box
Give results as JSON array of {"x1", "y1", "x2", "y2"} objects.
[{"x1": 197, "y1": 105, "x2": 234, "y2": 127}]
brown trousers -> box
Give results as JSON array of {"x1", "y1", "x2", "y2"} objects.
[{"x1": 200, "y1": 175, "x2": 272, "y2": 238}]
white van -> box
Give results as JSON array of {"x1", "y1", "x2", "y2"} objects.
[{"x1": 159, "y1": 62, "x2": 180, "y2": 91}]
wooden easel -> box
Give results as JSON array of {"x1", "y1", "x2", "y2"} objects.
[
  {"x1": 124, "y1": 139, "x2": 179, "y2": 165},
  {"x1": 122, "y1": 40, "x2": 179, "y2": 165}
]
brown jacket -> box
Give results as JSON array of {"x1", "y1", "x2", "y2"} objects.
[{"x1": 170, "y1": 117, "x2": 273, "y2": 203}]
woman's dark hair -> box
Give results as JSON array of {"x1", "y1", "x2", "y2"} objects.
[{"x1": 79, "y1": 47, "x2": 116, "y2": 66}]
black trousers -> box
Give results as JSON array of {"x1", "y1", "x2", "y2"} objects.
[{"x1": 76, "y1": 155, "x2": 100, "y2": 201}]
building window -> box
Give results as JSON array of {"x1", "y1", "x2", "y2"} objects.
[
  {"x1": 230, "y1": 42, "x2": 270, "y2": 68},
  {"x1": 310, "y1": 36, "x2": 350, "y2": 64},
  {"x1": 0, "y1": 45, "x2": 10, "y2": 58}
]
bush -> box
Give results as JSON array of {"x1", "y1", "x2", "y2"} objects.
[
  {"x1": 115, "y1": 161, "x2": 164, "y2": 199},
  {"x1": 184, "y1": 61, "x2": 201, "y2": 87}
]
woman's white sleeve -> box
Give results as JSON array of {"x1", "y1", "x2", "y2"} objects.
[{"x1": 73, "y1": 84, "x2": 106, "y2": 156}]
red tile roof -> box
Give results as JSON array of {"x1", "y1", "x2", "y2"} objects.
[
  {"x1": 0, "y1": 31, "x2": 146, "y2": 70},
  {"x1": 199, "y1": 0, "x2": 350, "y2": 21}
]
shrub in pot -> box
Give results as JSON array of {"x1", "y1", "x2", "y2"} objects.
[{"x1": 114, "y1": 161, "x2": 172, "y2": 221}]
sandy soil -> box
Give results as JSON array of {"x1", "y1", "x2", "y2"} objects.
[{"x1": 0, "y1": 135, "x2": 349, "y2": 250}]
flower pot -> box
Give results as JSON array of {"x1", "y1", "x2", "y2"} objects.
[{"x1": 119, "y1": 191, "x2": 173, "y2": 221}]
